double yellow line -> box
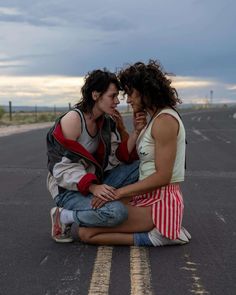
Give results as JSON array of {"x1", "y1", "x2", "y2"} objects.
[{"x1": 88, "y1": 246, "x2": 153, "y2": 295}]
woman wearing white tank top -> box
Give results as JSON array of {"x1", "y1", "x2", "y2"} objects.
[{"x1": 78, "y1": 60, "x2": 191, "y2": 247}]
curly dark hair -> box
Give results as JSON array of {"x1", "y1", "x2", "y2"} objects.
[
  {"x1": 76, "y1": 69, "x2": 120, "y2": 113},
  {"x1": 118, "y1": 60, "x2": 181, "y2": 110}
]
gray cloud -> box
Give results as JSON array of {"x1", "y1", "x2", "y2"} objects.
[
  {"x1": 0, "y1": 53, "x2": 51, "y2": 62},
  {"x1": 0, "y1": 65, "x2": 26, "y2": 68},
  {"x1": 83, "y1": 14, "x2": 134, "y2": 32},
  {"x1": 0, "y1": 0, "x2": 235, "y2": 103}
]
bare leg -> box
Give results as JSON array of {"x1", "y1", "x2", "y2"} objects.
[{"x1": 79, "y1": 204, "x2": 154, "y2": 245}]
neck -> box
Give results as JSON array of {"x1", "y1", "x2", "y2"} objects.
[
  {"x1": 147, "y1": 108, "x2": 160, "y2": 117},
  {"x1": 85, "y1": 108, "x2": 104, "y2": 121}
]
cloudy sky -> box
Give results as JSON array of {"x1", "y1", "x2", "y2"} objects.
[{"x1": 0, "y1": 0, "x2": 236, "y2": 107}]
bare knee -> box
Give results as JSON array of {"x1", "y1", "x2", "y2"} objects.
[{"x1": 79, "y1": 227, "x2": 95, "y2": 243}]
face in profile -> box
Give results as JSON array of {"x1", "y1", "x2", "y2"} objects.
[
  {"x1": 95, "y1": 83, "x2": 120, "y2": 115},
  {"x1": 126, "y1": 88, "x2": 143, "y2": 113}
]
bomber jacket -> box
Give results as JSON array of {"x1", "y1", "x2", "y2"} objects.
[{"x1": 46, "y1": 109, "x2": 137, "y2": 199}]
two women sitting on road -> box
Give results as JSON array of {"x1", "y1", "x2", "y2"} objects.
[{"x1": 46, "y1": 60, "x2": 191, "y2": 246}]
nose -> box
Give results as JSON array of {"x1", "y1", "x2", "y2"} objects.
[
  {"x1": 115, "y1": 96, "x2": 120, "y2": 105},
  {"x1": 126, "y1": 95, "x2": 131, "y2": 104}
]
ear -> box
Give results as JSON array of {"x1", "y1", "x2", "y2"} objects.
[{"x1": 92, "y1": 91, "x2": 100, "y2": 101}]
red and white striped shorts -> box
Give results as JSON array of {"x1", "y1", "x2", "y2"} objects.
[{"x1": 130, "y1": 184, "x2": 184, "y2": 240}]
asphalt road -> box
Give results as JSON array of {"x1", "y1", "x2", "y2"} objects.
[{"x1": 0, "y1": 107, "x2": 236, "y2": 295}]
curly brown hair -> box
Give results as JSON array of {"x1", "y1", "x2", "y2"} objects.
[{"x1": 118, "y1": 60, "x2": 182, "y2": 110}]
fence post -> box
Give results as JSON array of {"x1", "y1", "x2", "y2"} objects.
[
  {"x1": 9, "y1": 101, "x2": 12, "y2": 121},
  {"x1": 35, "y1": 105, "x2": 37, "y2": 122}
]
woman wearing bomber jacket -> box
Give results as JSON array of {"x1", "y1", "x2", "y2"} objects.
[{"x1": 46, "y1": 69, "x2": 146, "y2": 242}]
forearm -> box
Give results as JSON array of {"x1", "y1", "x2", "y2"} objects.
[
  {"x1": 126, "y1": 111, "x2": 147, "y2": 153},
  {"x1": 117, "y1": 172, "x2": 171, "y2": 198}
]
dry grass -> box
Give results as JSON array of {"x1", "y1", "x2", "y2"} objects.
[{"x1": 0, "y1": 111, "x2": 62, "y2": 126}]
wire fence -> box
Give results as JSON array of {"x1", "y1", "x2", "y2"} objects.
[{"x1": 0, "y1": 101, "x2": 132, "y2": 125}]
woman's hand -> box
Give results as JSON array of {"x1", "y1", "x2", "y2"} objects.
[
  {"x1": 133, "y1": 111, "x2": 147, "y2": 134},
  {"x1": 89, "y1": 184, "x2": 117, "y2": 201},
  {"x1": 91, "y1": 196, "x2": 108, "y2": 209},
  {"x1": 111, "y1": 109, "x2": 122, "y2": 121},
  {"x1": 111, "y1": 109, "x2": 129, "y2": 140},
  {"x1": 91, "y1": 188, "x2": 122, "y2": 209}
]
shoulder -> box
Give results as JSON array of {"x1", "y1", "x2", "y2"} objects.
[
  {"x1": 61, "y1": 110, "x2": 82, "y2": 140},
  {"x1": 151, "y1": 112, "x2": 179, "y2": 141},
  {"x1": 155, "y1": 108, "x2": 180, "y2": 128},
  {"x1": 62, "y1": 109, "x2": 82, "y2": 121},
  {"x1": 156, "y1": 112, "x2": 179, "y2": 125}
]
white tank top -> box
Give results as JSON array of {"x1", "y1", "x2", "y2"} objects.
[
  {"x1": 137, "y1": 108, "x2": 186, "y2": 182},
  {"x1": 74, "y1": 109, "x2": 99, "y2": 154}
]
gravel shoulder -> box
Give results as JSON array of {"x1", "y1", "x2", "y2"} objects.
[{"x1": 0, "y1": 122, "x2": 53, "y2": 137}]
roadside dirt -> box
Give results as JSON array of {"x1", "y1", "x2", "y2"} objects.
[{"x1": 0, "y1": 122, "x2": 53, "y2": 137}]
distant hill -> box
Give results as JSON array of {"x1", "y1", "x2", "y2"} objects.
[
  {"x1": 0, "y1": 103, "x2": 235, "y2": 113},
  {"x1": 0, "y1": 105, "x2": 70, "y2": 112}
]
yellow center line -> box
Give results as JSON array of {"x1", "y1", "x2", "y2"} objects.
[
  {"x1": 181, "y1": 254, "x2": 209, "y2": 294},
  {"x1": 130, "y1": 246, "x2": 153, "y2": 295},
  {"x1": 88, "y1": 246, "x2": 113, "y2": 295}
]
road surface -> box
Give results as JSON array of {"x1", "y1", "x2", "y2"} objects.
[{"x1": 0, "y1": 107, "x2": 235, "y2": 295}]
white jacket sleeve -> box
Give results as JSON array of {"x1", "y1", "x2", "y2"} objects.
[{"x1": 52, "y1": 156, "x2": 98, "y2": 193}]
